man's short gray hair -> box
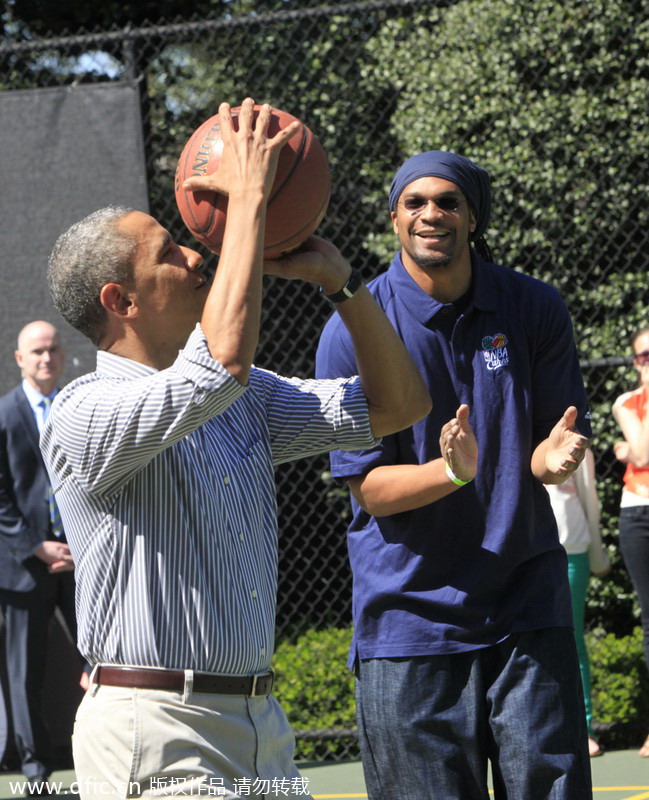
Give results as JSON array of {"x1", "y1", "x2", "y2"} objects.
[{"x1": 48, "y1": 205, "x2": 137, "y2": 345}]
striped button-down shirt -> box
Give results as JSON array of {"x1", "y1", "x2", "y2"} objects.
[{"x1": 40, "y1": 325, "x2": 376, "y2": 675}]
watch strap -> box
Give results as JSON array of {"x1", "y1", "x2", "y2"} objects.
[{"x1": 322, "y1": 268, "x2": 363, "y2": 304}]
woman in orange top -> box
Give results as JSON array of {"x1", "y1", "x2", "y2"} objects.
[{"x1": 613, "y1": 326, "x2": 649, "y2": 756}]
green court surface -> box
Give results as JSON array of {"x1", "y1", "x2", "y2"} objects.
[
  {"x1": 1, "y1": 750, "x2": 648, "y2": 799},
  {"x1": 301, "y1": 750, "x2": 649, "y2": 799}
]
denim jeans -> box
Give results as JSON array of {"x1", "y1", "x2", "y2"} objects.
[
  {"x1": 618, "y1": 505, "x2": 649, "y2": 670},
  {"x1": 355, "y1": 628, "x2": 592, "y2": 800}
]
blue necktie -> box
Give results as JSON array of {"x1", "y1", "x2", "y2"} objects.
[{"x1": 40, "y1": 397, "x2": 64, "y2": 539}]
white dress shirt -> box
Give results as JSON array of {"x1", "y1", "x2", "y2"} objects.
[{"x1": 40, "y1": 325, "x2": 376, "y2": 675}]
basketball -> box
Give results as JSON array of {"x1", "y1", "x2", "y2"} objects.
[{"x1": 174, "y1": 105, "x2": 331, "y2": 258}]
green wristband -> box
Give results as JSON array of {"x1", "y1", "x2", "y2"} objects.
[{"x1": 445, "y1": 463, "x2": 472, "y2": 487}]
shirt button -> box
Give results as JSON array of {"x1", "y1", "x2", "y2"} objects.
[
  {"x1": 223, "y1": 476, "x2": 230, "y2": 486},
  {"x1": 239, "y1": 533, "x2": 245, "y2": 542},
  {"x1": 194, "y1": 390, "x2": 206, "y2": 404},
  {"x1": 260, "y1": 647, "x2": 266, "y2": 656},
  {"x1": 251, "y1": 589, "x2": 258, "y2": 598}
]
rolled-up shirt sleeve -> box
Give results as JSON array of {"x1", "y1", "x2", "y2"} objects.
[{"x1": 249, "y1": 368, "x2": 380, "y2": 466}]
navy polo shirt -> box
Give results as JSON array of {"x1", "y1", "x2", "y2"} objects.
[{"x1": 315, "y1": 251, "x2": 591, "y2": 667}]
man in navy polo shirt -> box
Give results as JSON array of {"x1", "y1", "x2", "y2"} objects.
[{"x1": 316, "y1": 151, "x2": 593, "y2": 799}]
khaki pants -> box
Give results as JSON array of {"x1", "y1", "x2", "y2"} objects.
[{"x1": 72, "y1": 684, "x2": 312, "y2": 799}]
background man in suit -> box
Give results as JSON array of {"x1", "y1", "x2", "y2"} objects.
[{"x1": 0, "y1": 320, "x2": 78, "y2": 793}]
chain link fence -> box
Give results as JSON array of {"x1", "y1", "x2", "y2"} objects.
[{"x1": 2, "y1": 0, "x2": 648, "y2": 760}]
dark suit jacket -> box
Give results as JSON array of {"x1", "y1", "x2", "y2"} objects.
[{"x1": 0, "y1": 385, "x2": 56, "y2": 593}]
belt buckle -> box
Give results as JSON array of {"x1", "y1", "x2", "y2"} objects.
[{"x1": 250, "y1": 670, "x2": 274, "y2": 696}]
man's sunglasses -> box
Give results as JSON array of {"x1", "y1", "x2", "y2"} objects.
[{"x1": 398, "y1": 196, "x2": 462, "y2": 215}]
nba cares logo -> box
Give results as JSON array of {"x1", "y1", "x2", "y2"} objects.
[{"x1": 481, "y1": 333, "x2": 509, "y2": 371}]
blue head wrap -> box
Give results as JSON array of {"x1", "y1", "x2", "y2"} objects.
[{"x1": 388, "y1": 151, "x2": 492, "y2": 238}]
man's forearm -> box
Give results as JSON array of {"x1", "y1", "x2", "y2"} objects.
[
  {"x1": 335, "y1": 285, "x2": 431, "y2": 437},
  {"x1": 349, "y1": 460, "x2": 459, "y2": 516},
  {"x1": 201, "y1": 193, "x2": 266, "y2": 385}
]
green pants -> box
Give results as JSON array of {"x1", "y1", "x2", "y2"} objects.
[{"x1": 568, "y1": 552, "x2": 593, "y2": 735}]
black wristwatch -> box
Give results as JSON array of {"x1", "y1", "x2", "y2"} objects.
[{"x1": 322, "y1": 268, "x2": 363, "y2": 304}]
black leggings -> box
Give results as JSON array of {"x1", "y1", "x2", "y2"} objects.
[{"x1": 619, "y1": 505, "x2": 649, "y2": 670}]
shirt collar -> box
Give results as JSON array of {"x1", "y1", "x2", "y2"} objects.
[
  {"x1": 22, "y1": 379, "x2": 58, "y2": 412},
  {"x1": 386, "y1": 249, "x2": 500, "y2": 324},
  {"x1": 95, "y1": 323, "x2": 207, "y2": 380},
  {"x1": 96, "y1": 349, "x2": 158, "y2": 380}
]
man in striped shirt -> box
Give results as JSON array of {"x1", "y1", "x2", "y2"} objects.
[{"x1": 40, "y1": 100, "x2": 432, "y2": 799}]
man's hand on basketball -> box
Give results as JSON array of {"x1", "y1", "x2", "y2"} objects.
[
  {"x1": 439, "y1": 404, "x2": 478, "y2": 484},
  {"x1": 182, "y1": 98, "x2": 300, "y2": 201},
  {"x1": 264, "y1": 235, "x2": 353, "y2": 296},
  {"x1": 543, "y1": 406, "x2": 590, "y2": 477}
]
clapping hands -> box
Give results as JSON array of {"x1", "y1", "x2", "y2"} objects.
[
  {"x1": 543, "y1": 406, "x2": 590, "y2": 477},
  {"x1": 439, "y1": 404, "x2": 478, "y2": 484}
]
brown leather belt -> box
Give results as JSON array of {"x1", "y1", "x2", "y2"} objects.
[{"x1": 93, "y1": 665, "x2": 274, "y2": 697}]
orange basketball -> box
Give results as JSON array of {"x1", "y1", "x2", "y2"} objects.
[{"x1": 174, "y1": 105, "x2": 331, "y2": 258}]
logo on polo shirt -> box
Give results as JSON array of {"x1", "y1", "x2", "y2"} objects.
[{"x1": 481, "y1": 333, "x2": 509, "y2": 371}]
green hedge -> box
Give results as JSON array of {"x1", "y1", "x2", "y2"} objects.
[
  {"x1": 273, "y1": 625, "x2": 649, "y2": 758},
  {"x1": 590, "y1": 627, "x2": 649, "y2": 748},
  {"x1": 272, "y1": 627, "x2": 356, "y2": 761}
]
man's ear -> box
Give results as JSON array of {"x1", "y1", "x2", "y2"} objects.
[
  {"x1": 469, "y1": 206, "x2": 477, "y2": 235},
  {"x1": 99, "y1": 283, "x2": 137, "y2": 319}
]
